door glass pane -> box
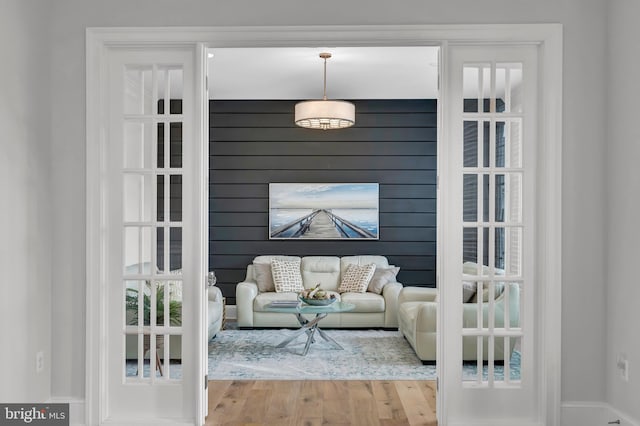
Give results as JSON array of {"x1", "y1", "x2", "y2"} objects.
[
  {"x1": 157, "y1": 175, "x2": 165, "y2": 222},
  {"x1": 124, "y1": 121, "x2": 152, "y2": 169},
  {"x1": 125, "y1": 333, "x2": 141, "y2": 379},
  {"x1": 156, "y1": 227, "x2": 166, "y2": 273},
  {"x1": 463, "y1": 121, "x2": 478, "y2": 167},
  {"x1": 169, "y1": 69, "x2": 183, "y2": 114},
  {"x1": 124, "y1": 226, "x2": 152, "y2": 274},
  {"x1": 157, "y1": 68, "x2": 168, "y2": 114},
  {"x1": 167, "y1": 280, "x2": 182, "y2": 327},
  {"x1": 157, "y1": 123, "x2": 165, "y2": 168},
  {"x1": 499, "y1": 227, "x2": 523, "y2": 276},
  {"x1": 495, "y1": 121, "x2": 506, "y2": 167},
  {"x1": 507, "y1": 120, "x2": 523, "y2": 168},
  {"x1": 125, "y1": 280, "x2": 145, "y2": 326},
  {"x1": 463, "y1": 227, "x2": 478, "y2": 265},
  {"x1": 169, "y1": 123, "x2": 183, "y2": 168},
  {"x1": 124, "y1": 67, "x2": 152, "y2": 115},
  {"x1": 482, "y1": 121, "x2": 490, "y2": 167},
  {"x1": 463, "y1": 174, "x2": 478, "y2": 222},
  {"x1": 495, "y1": 174, "x2": 505, "y2": 222},
  {"x1": 169, "y1": 175, "x2": 182, "y2": 221},
  {"x1": 122, "y1": 280, "x2": 153, "y2": 330},
  {"x1": 500, "y1": 173, "x2": 522, "y2": 223},
  {"x1": 169, "y1": 227, "x2": 182, "y2": 271},
  {"x1": 123, "y1": 174, "x2": 152, "y2": 222},
  {"x1": 497, "y1": 63, "x2": 523, "y2": 114},
  {"x1": 463, "y1": 64, "x2": 491, "y2": 113}
]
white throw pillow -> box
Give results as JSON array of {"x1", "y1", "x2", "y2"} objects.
[
  {"x1": 339, "y1": 263, "x2": 376, "y2": 293},
  {"x1": 271, "y1": 258, "x2": 304, "y2": 293}
]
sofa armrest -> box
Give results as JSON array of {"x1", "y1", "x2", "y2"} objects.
[
  {"x1": 382, "y1": 281, "x2": 403, "y2": 328},
  {"x1": 208, "y1": 285, "x2": 222, "y2": 303},
  {"x1": 398, "y1": 286, "x2": 438, "y2": 305},
  {"x1": 207, "y1": 286, "x2": 223, "y2": 340},
  {"x1": 415, "y1": 301, "x2": 438, "y2": 333},
  {"x1": 236, "y1": 281, "x2": 258, "y2": 327},
  {"x1": 462, "y1": 282, "x2": 520, "y2": 328}
]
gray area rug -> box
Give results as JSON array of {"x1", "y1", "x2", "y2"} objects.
[
  {"x1": 208, "y1": 328, "x2": 434, "y2": 380},
  {"x1": 127, "y1": 328, "x2": 521, "y2": 381}
]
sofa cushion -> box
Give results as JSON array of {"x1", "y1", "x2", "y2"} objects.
[
  {"x1": 301, "y1": 256, "x2": 341, "y2": 291},
  {"x1": 339, "y1": 263, "x2": 376, "y2": 293},
  {"x1": 271, "y1": 258, "x2": 304, "y2": 293},
  {"x1": 340, "y1": 255, "x2": 390, "y2": 275},
  {"x1": 341, "y1": 292, "x2": 385, "y2": 313},
  {"x1": 253, "y1": 263, "x2": 275, "y2": 292},
  {"x1": 368, "y1": 266, "x2": 400, "y2": 294}
]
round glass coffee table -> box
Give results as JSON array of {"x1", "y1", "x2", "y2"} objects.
[{"x1": 264, "y1": 301, "x2": 355, "y2": 356}]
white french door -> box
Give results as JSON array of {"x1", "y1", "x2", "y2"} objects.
[
  {"x1": 98, "y1": 47, "x2": 206, "y2": 424},
  {"x1": 440, "y1": 44, "x2": 540, "y2": 425}
]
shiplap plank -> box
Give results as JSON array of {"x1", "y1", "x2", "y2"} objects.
[
  {"x1": 211, "y1": 112, "x2": 437, "y2": 128},
  {"x1": 210, "y1": 155, "x2": 437, "y2": 171},
  {"x1": 209, "y1": 198, "x2": 436, "y2": 214},
  {"x1": 210, "y1": 169, "x2": 436, "y2": 184},
  {"x1": 211, "y1": 126, "x2": 436, "y2": 142},
  {"x1": 209, "y1": 212, "x2": 436, "y2": 227},
  {"x1": 211, "y1": 141, "x2": 436, "y2": 156}
]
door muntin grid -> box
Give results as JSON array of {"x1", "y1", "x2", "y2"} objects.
[
  {"x1": 461, "y1": 62, "x2": 524, "y2": 388},
  {"x1": 122, "y1": 65, "x2": 184, "y2": 383}
]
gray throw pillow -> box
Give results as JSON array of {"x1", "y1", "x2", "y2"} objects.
[
  {"x1": 367, "y1": 266, "x2": 400, "y2": 294},
  {"x1": 253, "y1": 263, "x2": 275, "y2": 292}
]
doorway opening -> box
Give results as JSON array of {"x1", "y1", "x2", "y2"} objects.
[{"x1": 205, "y1": 46, "x2": 439, "y2": 423}]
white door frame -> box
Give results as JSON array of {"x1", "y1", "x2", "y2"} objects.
[{"x1": 86, "y1": 24, "x2": 562, "y2": 426}]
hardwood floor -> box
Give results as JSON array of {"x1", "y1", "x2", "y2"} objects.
[{"x1": 206, "y1": 380, "x2": 437, "y2": 426}]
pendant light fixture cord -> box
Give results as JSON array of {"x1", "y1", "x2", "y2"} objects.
[{"x1": 320, "y1": 52, "x2": 331, "y2": 101}]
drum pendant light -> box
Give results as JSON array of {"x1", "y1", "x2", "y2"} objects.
[{"x1": 295, "y1": 53, "x2": 355, "y2": 130}]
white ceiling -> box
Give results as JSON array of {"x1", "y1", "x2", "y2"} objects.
[{"x1": 207, "y1": 46, "x2": 440, "y2": 100}]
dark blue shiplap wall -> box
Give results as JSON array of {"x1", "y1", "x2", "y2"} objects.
[{"x1": 209, "y1": 99, "x2": 437, "y2": 304}]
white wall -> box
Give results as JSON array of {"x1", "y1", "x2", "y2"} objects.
[
  {"x1": 606, "y1": 0, "x2": 640, "y2": 422},
  {"x1": 47, "y1": 0, "x2": 609, "y2": 409},
  {"x1": 0, "y1": 0, "x2": 53, "y2": 402}
]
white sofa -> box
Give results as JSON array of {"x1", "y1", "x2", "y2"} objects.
[
  {"x1": 125, "y1": 285, "x2": 223, "y2": 360},
  {"x1": 398, "y1": 271, "x2": 520, "y2": 362},
  {"x1": 236, "y1": 255, "x2": 403, "y2": 329}
]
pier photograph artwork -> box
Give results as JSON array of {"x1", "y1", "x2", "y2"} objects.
[{"x1": 269, "y1": 183, "x2": 379, "y2": 240}]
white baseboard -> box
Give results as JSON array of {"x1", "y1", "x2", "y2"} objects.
[
  {"x1": 48, "y1": 397, "x2": 84, "y2": 426},
  {"x1": 562, "y1": 401, "x2": 639, "y2": 426}
]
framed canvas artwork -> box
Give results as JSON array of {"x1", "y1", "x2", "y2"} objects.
[{"x1": 269, "y1": 183, "x2": 379, "y2": 240}]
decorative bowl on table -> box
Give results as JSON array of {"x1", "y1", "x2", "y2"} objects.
[{"x1": 299, "y1": 297, "x2": 337, "y2": 306}]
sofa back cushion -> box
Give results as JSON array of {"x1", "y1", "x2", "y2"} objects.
[
  {"x1": 340, "y1": 255, "x2": 390, "y2": 277},
  {"x1": 301, "y1": 256, "x2": 341, "y2": 291}
]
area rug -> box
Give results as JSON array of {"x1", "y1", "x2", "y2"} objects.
[{"x1": 207, "y1": 328, "x2": 521, "y2": 381}]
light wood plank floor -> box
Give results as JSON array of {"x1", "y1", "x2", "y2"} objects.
[{"x1": 206, "y1": 380, "x2": 437, "y2": 426}]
